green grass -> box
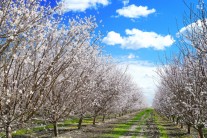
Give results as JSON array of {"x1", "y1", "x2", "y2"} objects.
[
  {"x1": 136, "y1": 109, "x2": 152, "y2": 131},
  {"x1": 132, "y1": 109, "x2": 153, "y2": 138},
  {"x1": 12, "y1": 129, "x2": 33, "y2": 136},
  {"x1": 153, "y1": 111, "x2": 168, "y2": 138},
  {"x1": 64, "y1": 118, "x2": 79, "y2": 124},
  {"x1": 12, "y1": 124, "x2": 54, "y2": 137},
  {"x1": 4, "y1": 115, "x2": 111, "y2": 137},
  {"x1": 103, "y1": 109, "x2": 150, "y2": 138},
  {"x1": 0, "y1": 132, "x2": 5, "y2": 138}
]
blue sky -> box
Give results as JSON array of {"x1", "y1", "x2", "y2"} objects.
[{"x1": 49, "y1": 0, "x2": 201, "y2": 105}]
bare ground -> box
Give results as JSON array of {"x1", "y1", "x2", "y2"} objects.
[
  {"x1": 20, "y1": 110, "x2": 205, "y2": 138},
  {"x1": 56, "y1": 112, "x2": 138, "y2": 138}
]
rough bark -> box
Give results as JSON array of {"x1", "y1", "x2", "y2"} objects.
[
  {"x1": 181, "y1": 123, "x2": 183, "y2": 129},
  {"x1": 93, "y1": 115, "x2": 96, "y2": 125},
  {"x1": 172, "y1": 116, "x2": 175, "y2": 122},
  {"x1": 187, "y1": 124, "x2": 191, "y2": 134},
  {"x1": 78, "y1": 115, "x2": 83, "y2": 129},
  {"x1": 198, "y1": 126, "x2": 204, "y2": 138},
  {"x1": 176, "y1": 117, "x2": 179, "y2": 124},
  {"x1": 102, "y1": 114, "x2": 105, "y2": 122},
  {"x1": 53, "y1": 121, "x2": 58, "y2": 137},
  {"x1": 6, "y1": 123, "x2": 12, "y2": 138}
]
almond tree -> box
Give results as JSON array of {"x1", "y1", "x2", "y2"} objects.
[
  {"x1": 73, "y1": 55, "x2": 106, "y2": 129},
  {"x1": 177, "y1": 1, "x2": 207, "y2": 136},
  {"x1": 0, "y1": 1, "x2": 60, "y2": 137},
  {"x1": 40, "y1": 30, "x2": 101, "y2": 136},
  {"x1": 0, "y1": 0, "x2": 97, "y2": 137},
  {"x1": 89, "y1": 61, "x2": 116, "y2": 125},
  {"x1": 154, "y1": 1, "x2": 207, "y2": 137}
]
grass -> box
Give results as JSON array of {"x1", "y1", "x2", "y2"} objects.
[
  {"x1": 153, "y1": 111, "x2": 168, "y2": 138},
  {"x1": 64, "y1": 118, "x2": 79, "y2": 124},
  {"x1": 9, "y1": 117, "x2": 80, "y2": 137},
  {"x1": 103, "y1": 109, "x2": 150, "y2": 138},
  {"x1": 12, "y1": 124, "x2": 54, "y2": 137},
  {"x1": 0, "y1": 115, "x2": 116, "y2": 137},
  {"x1": 131, "y1": 109, "x2": 153, "y2": 138},
  {"x1": 12, "y1": 129, "x2": 33, "y2": 136},
  {"x1": 136, "y1": 109, "x2": 152, "y2": 131}
]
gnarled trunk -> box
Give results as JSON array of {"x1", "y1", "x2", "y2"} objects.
[
  {"x1": 176, "y1": 117, "x2": 179, "y2": 124},
  {"x1": 6, "y1": 123, "x2": 12, "y2": 138},
  {"x1": 78, "y1": 115, "x2": 83, "y2": 129},
  {"x1": 102, "y1": 114, "x2": 105, "y2": 122},
  {"x1": 198, "y1": 126, "x2": 204, "y2": 138},
  {"x1": 187, "y1": 124, "x2": 191, "y2": 134},
  {"x1": 180, "y1": 123, "x2": 183, "y2": 129},
  {"x1": 172, "y1": 116, "x2": 175, "y2": 122},
  {"x1": 93, "y1": 115, "x2": 96, "y2": 125},
  {"x1": 53, "y1": 121, "x2": 58, "y2": 137}
]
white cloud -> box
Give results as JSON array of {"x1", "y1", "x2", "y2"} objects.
[
  {"x1": 120, "y1": 61, "x2": 160, "y2": 106},
  {"x1": 127, "y1": 53, "x2": 135, "y2": 59},
  {"x1": 103, "y1": 29, "x2": 175, "y2": 50},
  {"x1": 102, "y1": 31, "x2": 123, "y2": 45},
  {"x1": 177, "y1": 19, "x2": 204, "y2": 37},
  {"x1": 123, "y1": 0, "x2": 129, "y2": 6},
  {"x1": 59, "y1": 0, "x2": 110, "y2": 12},
  {"x1": 116, "y1": 5, "x2": 156, "y2": 18}
]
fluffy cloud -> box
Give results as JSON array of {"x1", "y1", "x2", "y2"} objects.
[
  {"x1": 103, "y1": 29, "x2": 175, "y2": 50},
  {"x1": 59, "y1": 0, "x2": 110, "y2": 12},
  {"x1": 102, "y1": 31, "x2": 123, "y2": 45},
  {"x1": 122, "y1": 0, "x2": 129, "y2": 6},
  {"x1": 127, "y1": 53, "x2": 136, "y2": 59},
  {"x1": 177, "y1": 19, "x2": 204, "y2": 37},
  {"x1": 120, "y1": 61, "x2": 160, "y2": 106},
  {"x1": 116, "y1": 5, "x2": 156, "y2": 18}
]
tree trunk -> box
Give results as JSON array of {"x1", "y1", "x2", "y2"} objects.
[
  {"x1": 53, "y1": 121, "x2": 58, "y2": 137},
  {"x1": 172, "y1": 116, "x2": 175, "y2": 122},
  {"x1": 198, "y1": 126, "x2": 204, "y2": 138},
  {"x1": 187, "y1": 124, "x2": 191, "y2": 134},
  {"x1": 102, "y1": 114, "x2": 105, "y2": 122},
  {"x1": 6, "y1": 123, "x2": 12, "y2": 138},
  {"x1": 107, "y1": 114, "x2": 110, "y2": 119},
  {"x1": 78, "y1": 115, "x2": 83, "y2": 129},
  {"x1": 176, "y1": 117, "x2": 179, "y2": 124},
  {"x1": 181, "y1": 123, "x2": 183, "y2": 129},
  {"x1": 93, "y1": 115, "x2": 96, "y2": 125}
]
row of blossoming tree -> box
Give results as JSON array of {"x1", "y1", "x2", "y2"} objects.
[
  {"x1": 0, "y1": 0, "x2": 146, "y2": 138},
  {"x1": 153, "y1": 1, "x2": 207, "y2": 138}
]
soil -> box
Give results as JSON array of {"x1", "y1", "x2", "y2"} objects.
[
  {"x1": 55, "y1": 111, "x2": 193, "y2": 138},
  {"x1": 57, "y1": 112, "x2": 138, "y2": 138},
  {"x1": 144, "y1": 113, "x2": 160, "y2": 138},
  {"x1": 16, "y1": 110, "x2": 205, "y2": 138}
]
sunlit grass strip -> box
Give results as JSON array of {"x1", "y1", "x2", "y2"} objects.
[
  {"x1": 9, "y1": 115, "x2": 111, "y2": 137},
  {"x1": 136, "y1": 109, "x2": 152, "y2": 131},
  {"x1": 154, "y1": 111, "x2": 168, "y2": 138},
  {"x1": 131, "y1": 109, "x2": 153, "y2": 138},
  {"x1": 102, "y1": 109, "x2": 148, "y2": 138},
  {"x1": 10, "y1": 119, "x2": 77, "y2": 137},
  {"x1": 0, "y1": 115, "x2": 110, "y2": 137}
]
